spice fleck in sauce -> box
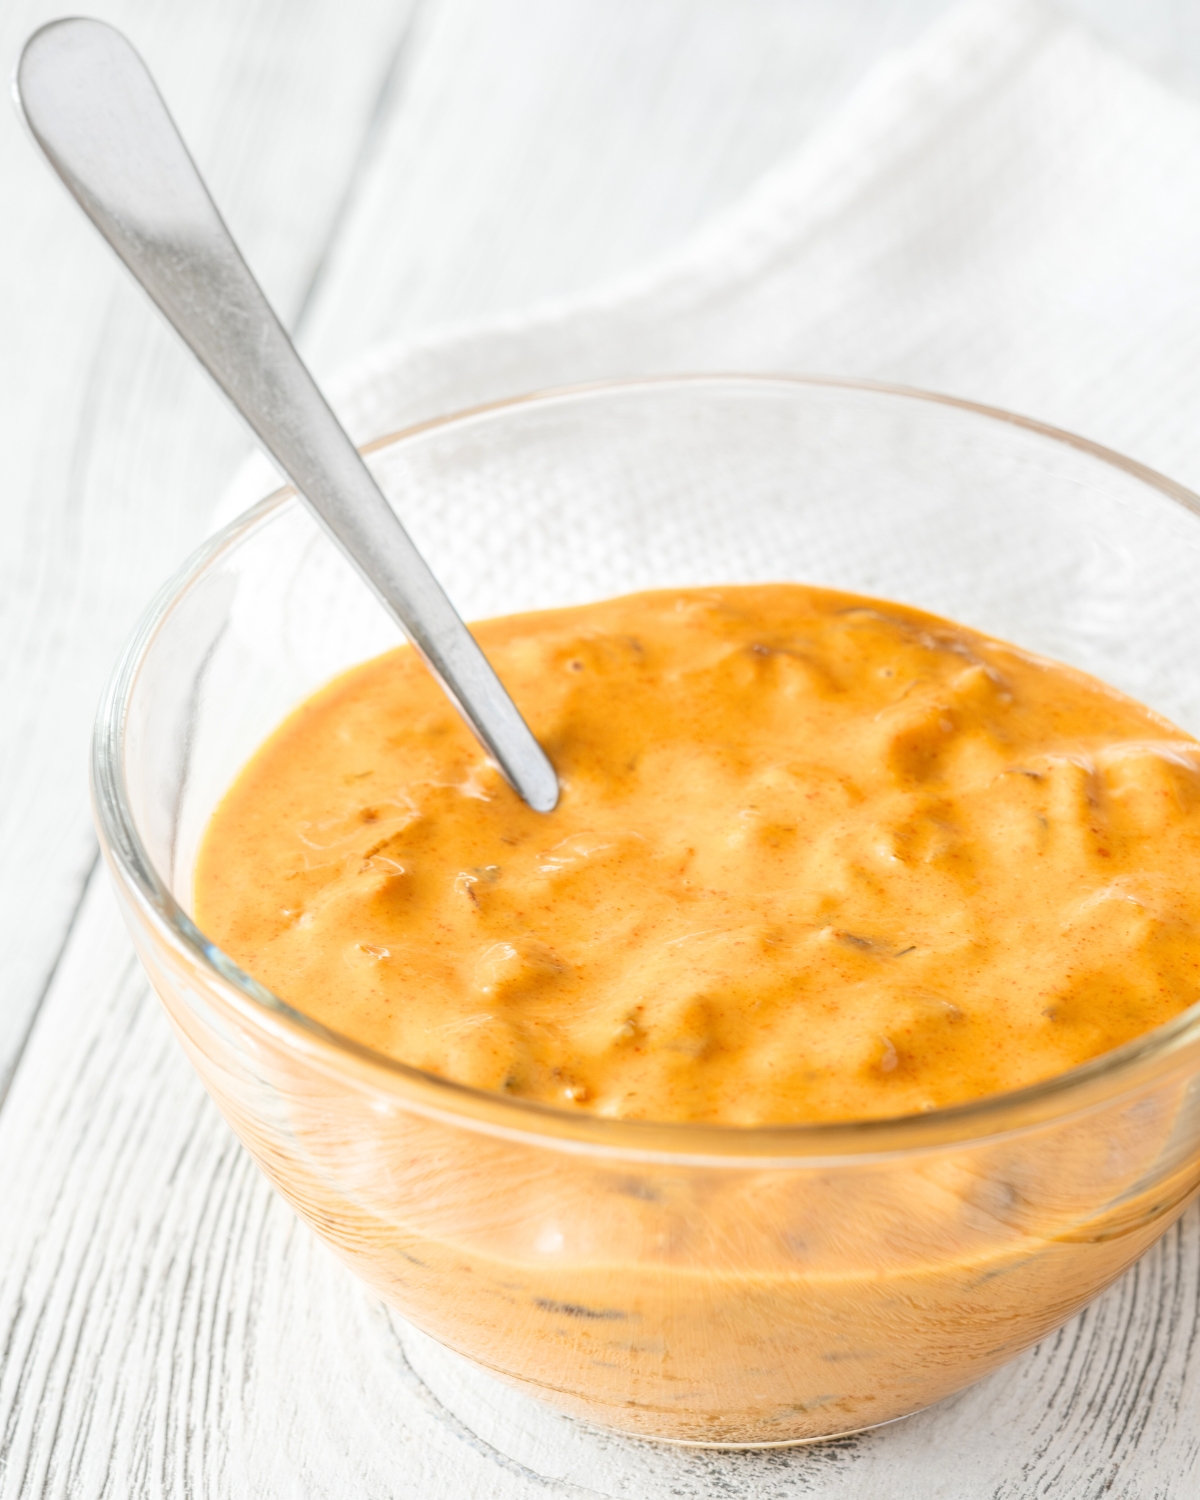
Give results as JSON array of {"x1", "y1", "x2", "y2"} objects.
[{"x1": 195, "y1": 585, "x2": 1200, "y2": 1123}]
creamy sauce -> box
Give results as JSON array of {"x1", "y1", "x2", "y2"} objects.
[{"x1": 195, "y1": 585, "x2": 1200, "y2": 1124}]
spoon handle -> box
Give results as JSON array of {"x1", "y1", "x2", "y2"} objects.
[{"x1": 14, "y1": 18, "x2": 559, "y2": 813}]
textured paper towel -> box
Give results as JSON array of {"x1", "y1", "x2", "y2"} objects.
[{"x1": 220, "y1": 0, "x2": 1200, "y2": 519}]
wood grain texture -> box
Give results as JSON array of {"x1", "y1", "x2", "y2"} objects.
[
  {"x1": 8, "y1": 1, "x2": 1200, "y2": 1496},
  {"x1": 0, "y1": 0, "x2": 420, "y2": 1098}
]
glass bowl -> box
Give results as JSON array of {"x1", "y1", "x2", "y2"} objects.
[{"x1": 93, "y1": 376, "x2": 1200, "y2": 1447}]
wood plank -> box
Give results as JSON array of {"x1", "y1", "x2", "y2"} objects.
[{"x1": 0, "y1": 0, "x2": 420, "y2": 1097}]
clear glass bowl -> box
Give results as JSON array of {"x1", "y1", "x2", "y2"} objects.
[{"x1": 93, "y1": 376, "x2": 1200, "y2": 1447}]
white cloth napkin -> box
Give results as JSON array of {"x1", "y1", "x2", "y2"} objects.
[{"x1": 220, "y1": 0, "x2": 1200, "y2": 520}]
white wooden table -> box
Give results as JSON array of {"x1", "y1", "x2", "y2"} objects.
[{"x1": 4, "y1": 3, "x2": 1200, "y2": 1494}]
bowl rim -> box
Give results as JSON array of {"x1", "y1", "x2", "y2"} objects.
[{"x1": 92, "y1": 372, "x2": 1200, "y2": 1163}]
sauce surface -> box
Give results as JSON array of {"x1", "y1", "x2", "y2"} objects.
[{"x1": 195, "y1": 585, "x2": 1200, "y2": 1124}]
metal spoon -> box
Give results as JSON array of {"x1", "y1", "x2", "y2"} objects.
[{"x1": 13, "y1": 17, "x2": 559, "y2": 814}]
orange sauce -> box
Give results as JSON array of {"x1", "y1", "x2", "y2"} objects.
[{"x1": 195, "y1": 584, "x2": 1200, "y2": 1124}]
